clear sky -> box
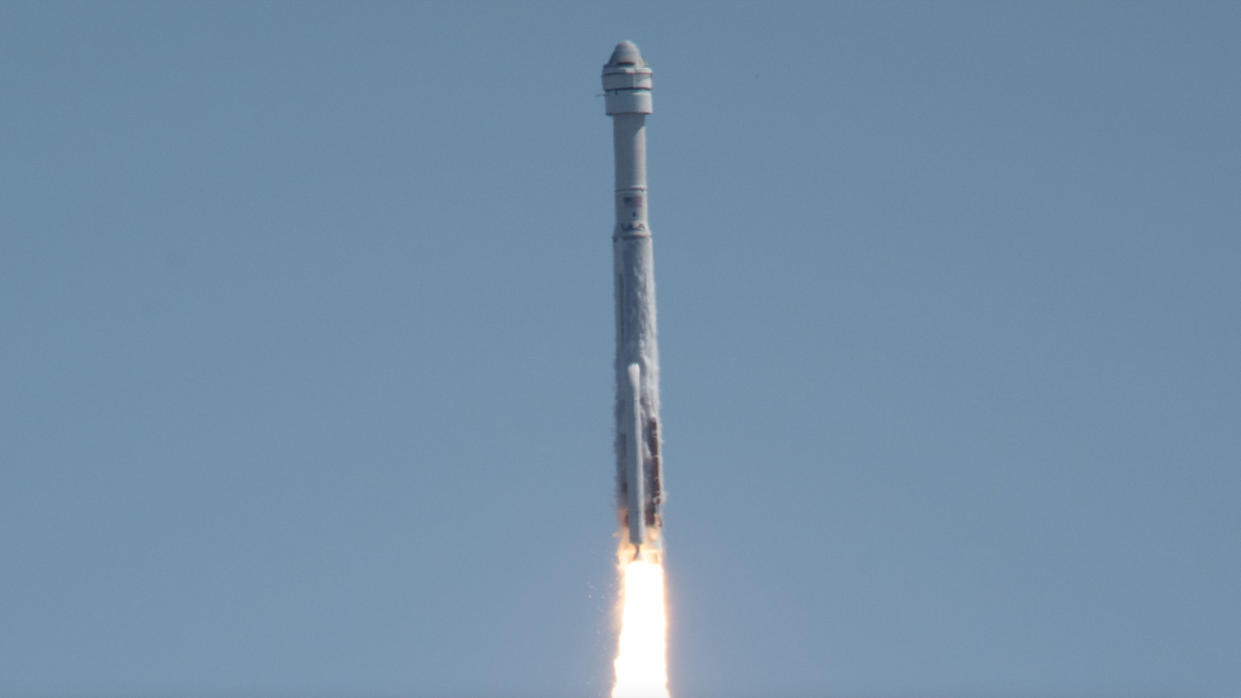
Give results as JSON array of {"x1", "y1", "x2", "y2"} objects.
[{"x1": 2, "y1": 2, "x2": 1238, "y2": 697}]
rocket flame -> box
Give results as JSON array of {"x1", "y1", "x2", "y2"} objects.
[{"x1": 611, "y1": 555, "x2": 670, "y2": 698}]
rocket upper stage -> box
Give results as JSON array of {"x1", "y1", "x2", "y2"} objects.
[{"x1": 602, "y1": 41, "x2": 653, "y2": 115}]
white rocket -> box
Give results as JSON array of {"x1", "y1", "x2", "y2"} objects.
[{"x1": 604, "y1": 41, "x2": 663, "y2": 561}]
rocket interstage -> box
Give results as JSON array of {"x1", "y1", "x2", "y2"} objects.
[{"x1": 604, "y1": 41, "x2": 663, "y2": 562}]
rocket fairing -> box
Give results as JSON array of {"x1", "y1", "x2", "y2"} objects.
[{"x1": 604, "y1": 41, "x2": 663, "y2": 560}]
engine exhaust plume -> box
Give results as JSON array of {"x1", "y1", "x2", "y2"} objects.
[{"x1": 611, "y1": 552, "x2": 670, "y2": 698}]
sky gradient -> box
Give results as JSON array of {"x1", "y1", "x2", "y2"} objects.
[{"x1": 2, "y1": 2, "x2": 1239, "y2": 697}]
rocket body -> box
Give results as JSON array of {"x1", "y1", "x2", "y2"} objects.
[{"x1": 604, "y1": 42, "x2": 663, "y2": 558}]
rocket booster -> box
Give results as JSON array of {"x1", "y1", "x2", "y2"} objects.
[{"x1": 604, "y1": 41, "x2": 663, "y2": 560}]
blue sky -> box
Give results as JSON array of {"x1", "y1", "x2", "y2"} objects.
[{"x1": 2, "y1": 2, "x2": 1238, "y2": 697}]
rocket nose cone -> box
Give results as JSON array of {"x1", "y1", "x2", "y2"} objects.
[{"x1": 607, "y1": 40, "x2": 645, "y2": 67}]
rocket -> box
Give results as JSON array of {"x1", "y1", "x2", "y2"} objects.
[{"x1": 604, "y1": 41, "x2": 663, "y2": 561}]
